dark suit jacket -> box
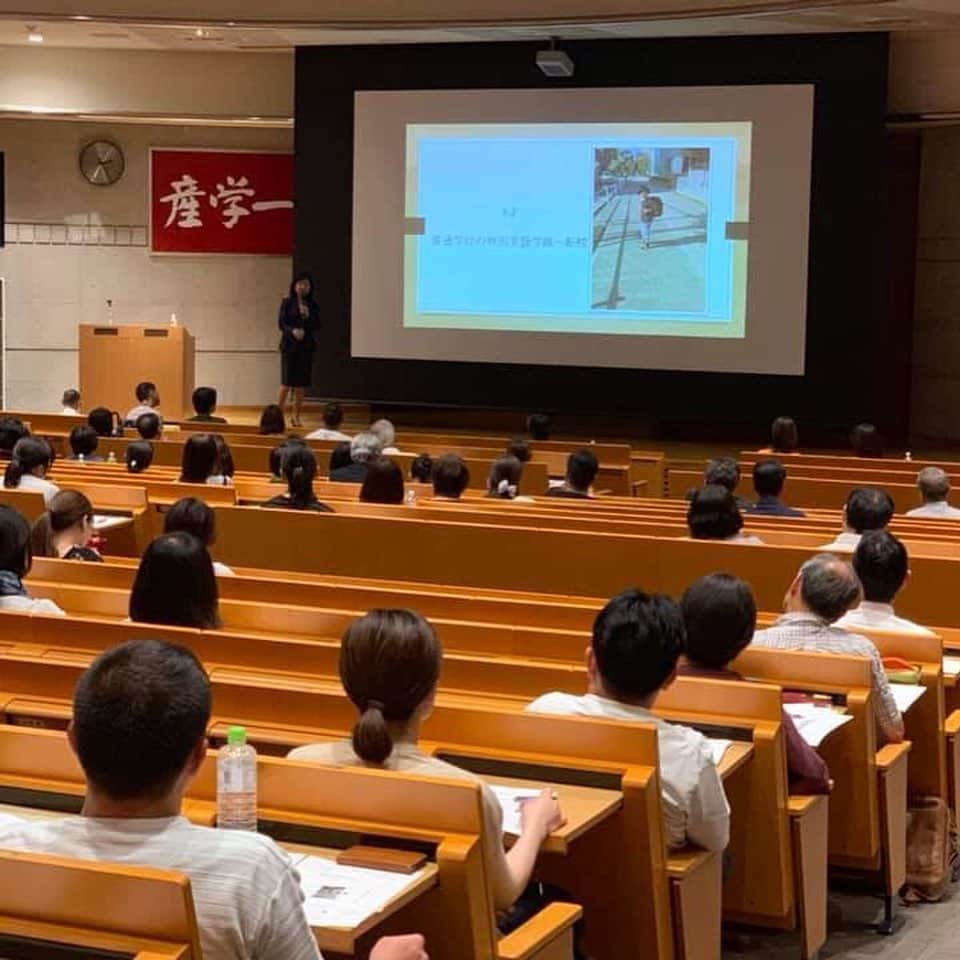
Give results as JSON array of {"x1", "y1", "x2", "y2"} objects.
[
  {"x1": 330, "y1": 462, "x2": 369, "y2": 483},
  {"x1": 748, "y1": 495, "x2": 805, "y2": 518}
]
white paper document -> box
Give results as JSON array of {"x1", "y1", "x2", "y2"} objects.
[
  {"x1": 890, "y1": 684, "x2": 926, "y2": 713},
  {"x1": 92, "y1": 514, "x2": 130, "y2": 531},
  {"x1": 294, "y1": 855, "x2": 427, "y2": 929},
  {"x1": 783, "y1": 703, "x2": 853, "y2": 747},
  {"x1": 490, "y1": 785, "x2": 541, "y2": 836},
  {"x1": 706, "y1": 739, "x2": 733, "y2": 765},
  {"x1": 943, "y1": 656, "x2": 960, "y2": 677}
]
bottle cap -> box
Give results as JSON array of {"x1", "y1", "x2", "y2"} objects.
[{"x1": 227, "y1": 725, "x2": 247, "y2": 745}]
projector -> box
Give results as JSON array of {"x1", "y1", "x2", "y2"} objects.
[{"x1": 536, "y1": 49, "x2": 575, "y2": 78}]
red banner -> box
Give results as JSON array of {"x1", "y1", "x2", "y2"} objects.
[{"x1": 150, "y1": 149, "x2": 293, "y2": 255}]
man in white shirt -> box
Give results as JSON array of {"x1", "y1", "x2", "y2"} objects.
[
  {"x1": 821, "y1": 487, "x2": 894, "y2": 553},
  {"x1": 837, "y1": 531, "x2": 934, "y2": 637},
  {"x1": 527, "y1": 589, "x2": 730, "y2": 852},
  {"x1": 61, "y1": 388, "x2": 82, "y2": 416},
  {"x1": 306, "y1": 401, "x2": 352, "y2": 442},
  {"x1": 754, "y1": 553, "x2": 905, "y2": 743},
  {"x1": 907, "y1": 467, "x2": 960, "y2": 519},
  {"x1": 0, "y1": 640, "x2": 426, "y2": 960},
  {"x1": 124, "y1": 380, "x2": 162, "y2": 426}
]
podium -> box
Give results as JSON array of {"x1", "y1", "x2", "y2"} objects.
[{"x1": 79, "y1": 324, "x2": 195, "y2": 420}]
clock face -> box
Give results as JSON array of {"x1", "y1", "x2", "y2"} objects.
[{"x1": 79, "y1": 140, "x2": 125, "y2": 186}]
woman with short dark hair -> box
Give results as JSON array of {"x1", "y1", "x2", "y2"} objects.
[
  {"x1": 687, "y1": 485, "x2": 762, "y2": 544},
  {"x1": 164, "y1": 497, "x2": 234, "y2": 576},
  {"x1": 360, "y1": 459, "x2": 405, "y2": 505},
  {"x1": 129, "y1": 532, "x2": 221, "y2": 629},
  {"x1": 0, "y1": 504, "x2": 65, "y2": 614}
]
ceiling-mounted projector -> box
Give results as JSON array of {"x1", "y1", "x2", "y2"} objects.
[{"x1": 536, "y1": 47, "x2": 574, "y2": 78}]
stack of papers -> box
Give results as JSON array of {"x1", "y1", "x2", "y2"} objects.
[
  {"x1": 490, "y1": 785, "x2": 541, "y2": 836},
  {"x1": 706, "y1": 739, "x2": 733, "y2": 765},
  {"x1": 783, "y1": 703, "x2": 853, "y2": 747},
  {"x1": 890, "y1": 684, "x2": 926, "y2": 713},
  {"x1": 92, "y1": 514, "x2": 130, "y2": 531},
  {"x1": 943, "y1": 656, "x2": 960, "y2": 677},
  {"x1": 292, "y1": 854, "x2": 427, "y2": 928}
]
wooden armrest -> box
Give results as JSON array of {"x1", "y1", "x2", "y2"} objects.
[
  {"x1": 666, "y1": 847, "x2": 718, "y2": 879},
  {"x1": 876, "y1": 740, "x2": 912, "y2": 770},
  {"x1": 498, "y1": 902, "x2": 583, "y2": 960},
  {"x1": 787, "y1": 794, "x2": 827, "y2": 818},
  {"x1": 945, "y1": 710, "x2": 960, "y2": 736}
]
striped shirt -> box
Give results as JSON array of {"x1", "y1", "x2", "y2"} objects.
[
  {"x1": 0, "y1": 814, "x2": 321, "y2": 960},
  {"x1": 754, "y1": 611, "x2": 903, "y2": 742}
]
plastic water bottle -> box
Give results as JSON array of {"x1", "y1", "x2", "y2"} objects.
[
  {"x1": 406, "y1": 488, "x2": 417, "y2": 505},
  {"x1": 217, "y1": 725, "x2": 257, "y2": 831},
  {"x1": 107, "y1": 451, "x2": 117, "y2": 464},
  {"x1": 78, "y1": 453, "x2": 85, "y2": 464},
  {"x1": 905, "y1": 451, "x2": 912, "y2": 462}
]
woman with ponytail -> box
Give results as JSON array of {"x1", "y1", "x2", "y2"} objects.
[
  {"x1": 0, "y1": 504, "x2": 65, "y2": 614},
  {"x1": 486, "y1": 456, "x2": 534, "y2": 503},
  {"x1": 261, "y1": 446, "x2": 332, "y2": 513},
  {"x1": 289, "y1": 609, "x2": 565, "y2": 912},
  {"x1": 4, "y1": 437, "x2": 59, "y2": 506},
  {"x1": 126, "y1": 440, "x2": 154, "y2": 474},
  {"x1": 30, "y1": 490, "x2": 101, "y2": 561}
]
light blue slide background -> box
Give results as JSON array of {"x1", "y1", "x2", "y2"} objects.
[{"x1": 414, "y1": 134, "x2": 739, "y2": 325}]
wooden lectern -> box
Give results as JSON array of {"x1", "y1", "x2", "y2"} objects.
[{"x1": 79, "y1": 324, "x2": 195, "y2": 420}]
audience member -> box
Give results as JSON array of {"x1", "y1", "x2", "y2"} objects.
[
  {"x1": 410, "y1": 453, "x2": 434, "y2": 484},
  {"x1": 748, "y1": 459, "x2": 804, "y2": 517},
  {"x1": 61, "y1": 388, "x2": 82, "y2": 416},
  {"x1": 487, "y1": 456, "x2": 532, "y2": 501},
  {"x1": 687, "y1": 485, "x2": 762, "y2": 544},
  {"x1": 0, "y1": 417, "x2": 29, "y2": 458},
  {"x1": 547, "y1": 449, "x2": 597, "y2": 499},
  {"x1": 30, "y1": 490, "x2": 101, "y2": 562},
  {"x1": 328, "y1": 441, "x2": 353, "y2": 476},
  {"x1": 259, "y1": 404, "x2": 286, "y2": 436},
  {"x1": 0, "y1": 638, "x2": 427, "y2": 960},
  {"x1": 136, "y1": 412, "x2": 162, "y2": 441},
  {"x1": 432, "y1": 453, "x2": 470, "y2": 500},
  {"x1": 822, "y1": 487, "x2": 894, "y2": 552},
  {"x1": 268, "y1": 439, "x2": 306, "y2": 481},
  {"x1": 87, "y1": 407, "x2": 116, "y2": 438},
  {"x1": 129, "y1": 532, "x2": 221, "y2": 629},
  {"x1": 527, "y1": 589, "x2": 730, "y2": 851},
  {"x1": 754, "y1": 553, "x2": 903, "y2": 743},
  {"x1": 680, "y1": 574, "x2": 830, "y2": 795},
  {"x1": 768, "y1": 416, "x2": 799, "y2": 454},
  {"x1": 126, "y1": 441, "x2": 153, "y2": 474},
  {"x1": 837, "y1": 531, "x2": 934, "y2": 636},
  {"x1": 68, "y1": 424, "x2": 101, "y2": 462},
  {"x1": 703, "y1": 457, "x2": 752, "y2": 511},
  {"x1": 0, "y1": 504, "x2": 65, "y2": 615},
  {"x1": 506, "y1": 437, "x2": 533, "y2": 464},
  {"x1": 527, "y1": 413, "x2": 551, "y2": 441},
  {"x1": 263, "y1": 446, "x2": 333, "y2": 513},
  {"x1": 851, "y1": 422, "x2": 884, "y2": 459},
  {"x1": 360, "y1": 459, "x2": 405, "y2": 505},
  {"x1": 369, "y1": 419, "x2": 401, "y2": 455},
  {"x1": 4, "y1": 437, "x2": 59, "y2": 506},
  {"x1": 306, "y1": 401, "x2": 351, "y2": 442},
  {"x1": 164, "y1": 497, "x2": 234, "y2": 576},
  {"x1": 330, "y1": 432, "x2": 382, "y2": 483},
  {"x1": 125, "y1": 381, "x2": 161, "y2": 426},
  {"x1": 907, "y1": 467, "x2": 960, "y2": 519},
  {"x1": 187, "y1": 386, "x2": 227, "y2": 424},
  {"x1": 210, "y1": 435, "x2": 235, "y2": 484},
  {"x1": 179, "y1": 435, "x2": 231, "y2": 487},
  {"x1": 290, "y1": 609, "x2": 564, "y2": 912}
]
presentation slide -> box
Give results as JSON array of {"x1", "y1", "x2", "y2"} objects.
[
  {"x1": 352, "y1": 86, "x2": 813, "y2": 375},
  {"x1": 406, "y1": 123, "x2": 748, "y2": 338}
]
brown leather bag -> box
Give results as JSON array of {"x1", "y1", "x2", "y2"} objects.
[{"x1": 902, "y1": 796, "x2": 957, "y2": 903}]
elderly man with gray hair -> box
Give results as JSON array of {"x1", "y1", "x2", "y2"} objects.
[
  {"x1": 329, "y1": 431, "x2": 383, "y2": 483},
  {"x1": 906, "y1": 467, "x2": 960, "y2": 519},
  {"x1": 754, "y1": 553, "x2": 904, "y2": 743}
]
